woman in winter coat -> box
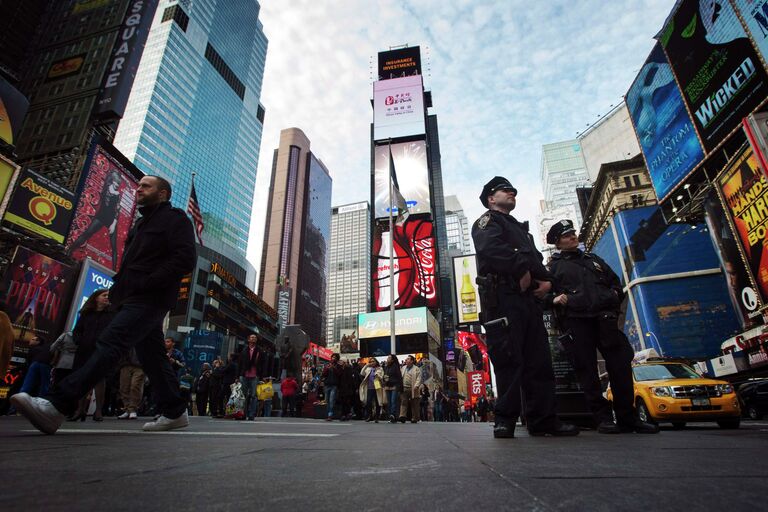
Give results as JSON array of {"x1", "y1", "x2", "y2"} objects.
[
  {"x1": 359, "y1": 358, "x2": 384, "y2": 423},
  {"x1": 70, "y1": 288, "x2": 114, "y2": 422},
  {"x1": 383, "y1": 354, "x2": 403, "y2": 423}
]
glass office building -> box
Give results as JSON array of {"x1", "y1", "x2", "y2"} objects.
[
  {"x1": 540, "y1": 139, "x2": 591, "y2": 224},
  {"x1": 114, "y1": 0, "x2": 267, "y2": 267}
]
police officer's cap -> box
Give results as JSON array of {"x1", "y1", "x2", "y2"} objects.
[
  {"x1": 480, "y1": 177, "x2": 517, "y2": 208},
  {"x1": 546, "y1": 219, "x2": 576, "y2": 245}
]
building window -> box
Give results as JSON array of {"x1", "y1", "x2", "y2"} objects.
[
  {"x1": 193, "y1": 293, "x2": 205, "y2": 312},
  {"x1": 623, "y1": 176, "x2": 632, "y2": 188},
  {"x1": 204, "y1": 43, "x2": 245, "y2": 100},
  {"x1": 196, "y1": 269, "x2": 209, "y2": 287},
  {"x1": 632, "y1": 175, "x2": 641, "y2": 187}
]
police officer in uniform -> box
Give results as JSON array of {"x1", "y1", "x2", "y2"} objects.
[
  {"x1": 472, "y1": 177, "x2": 579, "y2": 438},
  {"x1": 546, "y1": 220, "x2": 659, "y2": 434}
]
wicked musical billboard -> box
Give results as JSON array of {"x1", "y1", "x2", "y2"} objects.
[
  {"x1": 0, "y1": 247, "x2": 75, "y2": 361},
  {"x1": 659, "y1": 0, "x2": 768, "y2": 152},
  {"x1": 372, "y1": 217, "x2": 437, "y2": 311},
  {"x1": 65, "y1": 135, "x2": 143, "y2": 271},
  {"x1": 3, "y1": 167, "x2": 76, "y2": 243},
  {"x1": 716, "y1": 143, "x2": 768, "y2": 313}
]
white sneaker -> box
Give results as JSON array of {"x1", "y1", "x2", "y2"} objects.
[
  {"x1": 10, "y1": 393, "x2": 65, "y2": 435},
  {"x1": 128, "y1": 412, "x2": 137, "y2": 420},
  {"x1": 118, "y1": 412, "x2": 130, "y2": 419},
  {"x1": 143, "y1": 411, "x2": 189, "y2": 431}
]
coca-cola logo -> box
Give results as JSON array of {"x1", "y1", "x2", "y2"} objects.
[{"x1": 412, "y1": 237, "x2": 435, "y2": 299}]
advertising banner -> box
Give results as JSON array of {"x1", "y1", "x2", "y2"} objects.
[
  {"x1": 358, "y1": 307, "x2": 430, "y2": 338},
  {"x1": 453, "y1": 255, "x2": 481, "y2": 325},
  {"x1": 626, "y1": 43, "x2": 705, "y2": 201},
  {"x1": 378, "y1": 46, "x2": 422, "y2": 81},
  {"x1": 0, "y1": 75, "x2": 30, "y2": 147},
  {"x1": 373, "y1": 76, "x2": 426, "y2": 141},
  {"x1": 744, "y1": 112, "x2": 768, "y2": 176},
  {"x1": 466, "y1": 371, "x2": 486, "y2": 406},
  {"x1": 716, "y1": 143, "x2": 768, "y2": 312},
  {"x1": 339, "y1": 328, "x2": 359, "y2": 353},
  {"x1": 3, "y1": 168, "x2": 76, "y2": 243},
  {"x1": 45, "y1": 54, "x2": 86, "y2": 82},
  {"x1": 64, "y1": 258, "x2": 115, "y2": 331},
  {"x1": 456, "y1": 331, "x2": 491, "y2": 387},
  {"x1": 543, "y1": 310, "x2": 582, "y2": 392},
  {"x1": 65, "y1": 135, "x2": 142, "y2": 271},
  {"x1": 374, "y1": 140, "x2": 430, "y2": 218},
  {"x1": 373, "y1": 217, "x2": 437, "y2": 310},
  {"x1": 183, "y1": 330, "x2": 223, "y2": 377},
  {"x1": 0, "y1": 247, "x2": 75, "y2": 362},
  {"x1": 93, "y1": 0, "x2": 159, "y2": 119},
  {"x1": 276, "y1": 285, "x2": 292, "y2": 328},
  {"x1": 0, "y1": 155, "x2": 20, "y2": 216},
  {"x1": 308, "y1": 342, "x2": 333, "y2": 361},
  {"x1": 733, "y1": 0, "x2": 768, "y2": 63},
  {"x1": 659, "y1": 0, "x2": 768, "y2": 151}
]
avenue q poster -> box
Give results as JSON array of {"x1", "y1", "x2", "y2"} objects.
[{"x1": 717, "y1": 143, "x2": 768, "y2": 311}]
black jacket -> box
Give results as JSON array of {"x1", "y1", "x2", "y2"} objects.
[
  {"x1": 384, "y1": 362, "x2": 403, "y2": 389},
  {"x1": 238, "y1": 346, "x2": 260, "y2": 377},
  {"x1": 222, "y1": 360, "x2": 239, "y2": 386},
  {"x1": 472, "y1": 210, "x2": 550, "y2": 285},
  {"x1": 73, "y1": 309, "x2": 115, "y2": 368},
  {"x1": 109, "y1": 201, "x2": 196, "y2": 310},
  {"x1": 548, "y1": 249, "x2": 624, "y2": 318}
]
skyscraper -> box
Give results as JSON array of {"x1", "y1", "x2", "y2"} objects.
[
  {"x1": 259, "y1": 128, "x2": 332, "y2": 344},
  {"x1": 113, "y1": 0, "x2": 268, "y2": 267},
  {"x1": 326, "y1": 201, "x2": 371, "y2": 354},
  {"x1": 444, "y1": 195, "x2": 471, "y2": 255}
]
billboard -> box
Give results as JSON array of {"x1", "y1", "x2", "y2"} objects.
[
  {"x1": 0, "y1": 247, "x2": 75, "y2": 362},
  {"x1": 378, "y1": 46, "x2": 421, "y2": 80},
  {"x1": 65, "y1": 135, "x2": 143, "y2": 271},
  {"x1": 373, "y1": 217, "x2": 437, "y2": 310},
  {"x1": 358, "y1": 307, "x2": 431, "y2": 338},
  {"x1": 659, "y1": 0, "x2": 768, "y2": 151},
  {"x1": 733, "y1": 0, "x2": 768, "y2": 62},
  {"x1": 183, "y1": 330, "x2": 223, "y2": 377},
  {"x1": 93, "y1": 0, "x2": 159, "y2": 119},
  {"x1": 3, "y1": 168, "x2": 76, "y2": 243},
  {"x1": 0, "y1": 155, "x2": 21, "y2": 217},
  {"x1": 373, "y1": 140, "x2": 430, "y2": 218},
  {"x1": 0, "y1": 75, "x2": 29, "y2": 147},
  {"x1": 466, "y1": 371, "x2": 486, "y2": 406},
  {"x1": 716, "y1": 143, "x2": 768, "y2": 312},
  {"x1": 626, "y1": 43, "x2": 705, "y2": 201},
  {"x1": 45, "y1": 54, "x2": 86, "y2": 82},
  {"x1": 455, "y1": 331, "x2": 491, "y2": 387},
  {"x1": 339, "y1": 328, "x2": 359, "y2": 353},
  {"x1": 64, "y1": 258, "x2": 115, "y2": 331},
  {"x1": 373, "y1": 75, "x2": 426, "y2": 141},
  {"x1": 453, "y1": 255, "x2": 481, "y2": 325}
]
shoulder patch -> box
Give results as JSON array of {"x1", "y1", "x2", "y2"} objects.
[{"x1": 477, "y1": 212, "x2": 491, "y2": 229}]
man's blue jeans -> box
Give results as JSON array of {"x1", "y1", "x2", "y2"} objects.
[
  {"x1": 20, "y1": 362, "x2": 51, "y2": 397},
  {"x1": 386, "y1": 389, "x2": 399, "y2": 417},
  {"x1": 326, "y1": 385, "x2": 338, "y2": 418},
  {"x1": 242, "y1": 377, "x2": 258, "y2": 418},
  {"x1": 47, "y1": 303, "x2": 185, "y2": 418}
]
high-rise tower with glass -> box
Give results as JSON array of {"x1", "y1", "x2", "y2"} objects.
[{"x1": 114, "y1": 0, "x2": 268, "y2": 267}]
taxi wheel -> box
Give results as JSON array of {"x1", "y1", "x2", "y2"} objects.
[
  {"x1": 671, "y1": 422, "x2": 686, "y2": 430},
  {"x1": 636, "y1": 399, "x2": 656, "y2": 425},
  {"x1": 717, "y1": 418, "x2": 740, "y2": 429},
  {"x1": 747, "y1": 406, "x2": 762, "y2": 420}
]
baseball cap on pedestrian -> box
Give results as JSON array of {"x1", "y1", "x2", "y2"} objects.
[
  {"x1": 546, "y1": 219, "x2": 577, "y2": 245},
  {"x1": 480, "y1": 177, "x2": 517, "y2": 208}
]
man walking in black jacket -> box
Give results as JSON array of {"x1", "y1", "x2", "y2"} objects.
[{"x1": 12, "y1": 176, "x2": 196, "y2": 434}]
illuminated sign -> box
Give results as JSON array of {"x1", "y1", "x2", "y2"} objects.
[
  {"x1": 46, "y1": 54, "x2": 86, "y2": 82},
  {"x1": 64, "y1": 258, "x2": 115, "y2": 331},
  {"x1": 453, "y1": 255, "x2": 482, "y2": 325},
  {"x1": 358, "y1": 307, "x2": 433, "y2": 338},
  {"x1": 373, "y1": 140, "x2": 430, "y2": 218},
  {"x1": 377, "y1": 46, "x2": 422, "y2": 81},
  {"x1": 373, "y1": 75, "x2": 425, "y2": 141}
]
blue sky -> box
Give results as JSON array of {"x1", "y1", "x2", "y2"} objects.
[{"x1": 247, "y1": 0, "x2": 675, "y2": 269}]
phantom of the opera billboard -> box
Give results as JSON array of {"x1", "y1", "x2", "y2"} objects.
[
  {"x1": 373, "y1": 75, "x2": 426, "y2": 142},
  {"x1": 659, "y1": 0, "x2": 768, "y2": 152},
  {"x1": 374, "y1": 140, "x2": 430, "y2": 218},
  {"x1": 716, "y1": 143, "x2": 768, "y2": 314},
  {"x1": 373, "y1": 217, "x2": 437, "y2": 311},
  {"x1": 626, "y1": 43, "x2": 705, "y2": 201},
  {"x1": 0, "y1": 247, "x2": 75, "y2": 361},
  {"x1": 3, "y1": 167, "x2": 76, "y2": 243},
  {"x1": 65, "y1": 135, "x2": 143, "y2": 271}
]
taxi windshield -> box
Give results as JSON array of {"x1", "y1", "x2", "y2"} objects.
[{"x1": 633, "y1": 364, "x2": 700, "y2": 381}]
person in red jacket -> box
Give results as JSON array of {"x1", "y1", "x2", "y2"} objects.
[{"x1": 281, "y1": 374, "x2": 299, "y2": 417}]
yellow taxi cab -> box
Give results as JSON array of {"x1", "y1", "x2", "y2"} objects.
[{"x1": 607, "y1": 361, "x2": 741, "y2": 429}]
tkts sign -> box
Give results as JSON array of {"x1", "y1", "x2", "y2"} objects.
[
  {"x1": 467, "y1": 370, "x2": 486, "y2": 406},
  {"x1": 373, "y1": 216, "x2": 437, "y2": 311}
]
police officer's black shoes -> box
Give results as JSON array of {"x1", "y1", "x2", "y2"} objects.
[
  {"x1": 529, "y1": 422, "x2": 580, "y2": 437},
  {"x1": 597, "y1": 420, "x2": 622, "y2": 434},
  {"x1": 493, "y1": 423, "x2": 515, "y2": 438},
  {"x1": 618, "y1": 420, "x2": 660, "y2": 434}
]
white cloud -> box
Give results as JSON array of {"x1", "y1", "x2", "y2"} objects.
[{"x1": 247, "y1": 0, "x2": 675, "y2": 272}]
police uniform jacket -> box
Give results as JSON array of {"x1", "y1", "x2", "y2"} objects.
[
  {"x1": 109, "y1": 201, "x2": 196, "y2": 311},
  {"x1": 472, "y1": 210, "x2": 551, "y2": 287},
  {"x1": 548, "y1": 249, "x2": 624, "y2": 318}
]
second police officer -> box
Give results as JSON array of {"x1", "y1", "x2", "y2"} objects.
[
  {"x1": 546, "y1": 220, "x2": 659, "y2": 434},
  {"x1": 472, "y1": 177, "x2": 579, "y2": 439}
]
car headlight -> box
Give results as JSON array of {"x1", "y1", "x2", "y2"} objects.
[
  {"x1": 716, "y1": 384, "x2": 734, "y2": 394},
  {"x1": 652, "y1": 386, "x2": 673, "y2": 397}
]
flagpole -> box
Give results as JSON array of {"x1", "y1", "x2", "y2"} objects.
[{"x1": 388, "y1": 140, "x2": 396, "y2": 356}]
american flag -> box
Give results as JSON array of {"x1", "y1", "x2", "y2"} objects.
[{"x1": 187, "y1": 181, "x2": 204, "y2": 246}]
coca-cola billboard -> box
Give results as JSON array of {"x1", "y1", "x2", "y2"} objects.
[{"x1": 372, "y1": 216, "x2": 437, "y2": 311}]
